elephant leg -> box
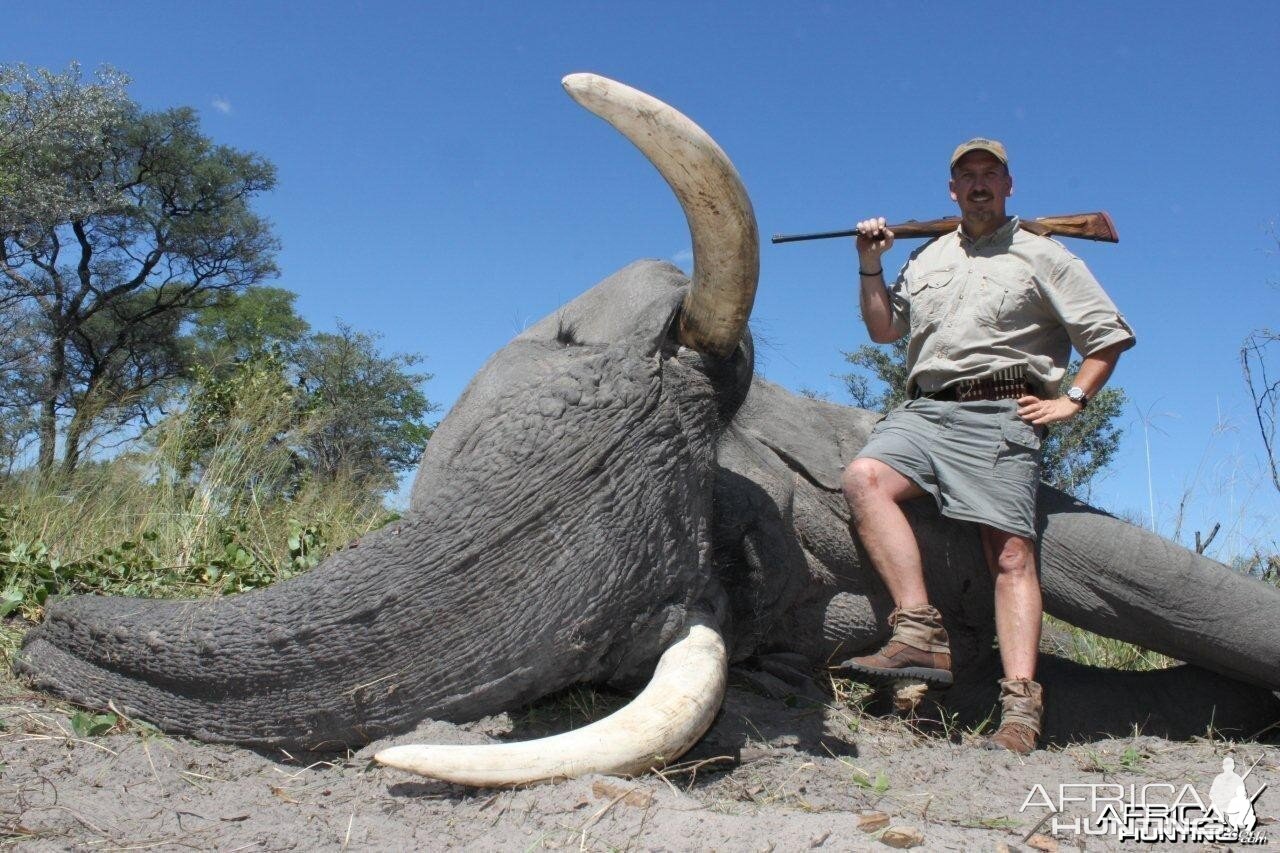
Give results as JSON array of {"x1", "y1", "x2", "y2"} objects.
[{"x1": 1036, "y1": 488, "x2": 1280, "y2": 691}]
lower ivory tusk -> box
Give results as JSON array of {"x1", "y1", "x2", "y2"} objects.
[{"x1": 374, "y1": 617, "x2": 728, "y2": 786}]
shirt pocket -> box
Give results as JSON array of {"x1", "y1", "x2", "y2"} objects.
[
  {"x1": 907, "y1": 266, "x2": 955, "y2": 328},
  {"x1": 976, "y1": 261, "x2": 1034, "y2": 332}
]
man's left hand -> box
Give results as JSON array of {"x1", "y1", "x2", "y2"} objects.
[{"x1": 1016, "y1": 395, "x2": 1081, "y2": 426}]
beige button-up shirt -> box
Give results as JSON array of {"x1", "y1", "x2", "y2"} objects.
[{"x1": 886, "y1": 216, "x2": 1136, "y2": 396}]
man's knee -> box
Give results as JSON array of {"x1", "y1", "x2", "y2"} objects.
[
  {"x1": 842, "y1": 457, "x2": 915, "y2": 517},
  {"x1": 842, "y1": 458, "x2": 883, "y2": 508},
  {"x1": 991, "y1": 534, "x2": 1037, "y2": 579}
]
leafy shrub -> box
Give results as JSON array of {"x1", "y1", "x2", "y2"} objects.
[{"x1": 0, "y1": 373, "x2": 399, "y2": 621}]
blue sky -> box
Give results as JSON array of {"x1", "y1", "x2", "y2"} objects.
[{"x1": 8, "y1": 1, "x2": 1279, "y2": 558}]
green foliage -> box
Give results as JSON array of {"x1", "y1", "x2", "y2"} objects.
[
  {"x1": 0, "y1": 507, "x2": 174, "y2": 619},
  {"x1": 70, "y1": 710, "x2": 119, "y2": 738},
  {"x1": 0, "y1": 376, "x2": 399, "y2": 623},
  {"x1": 174, "y1": 346, "x2": 299, "y2": 484},
  {"x1": 172, "y1": 311, "x2": 436, "y2": 496},
  {"x1": 0, "y1": 513, "x2": 60, "y2": 618},
  {"x1": 1041, "y1": 615, "x2": 1175, "y2": 671},
  {"x1": 293, "y1": 322, "x2": 436, "y2": 491},
  {"x1": 1119, "y1": 744, "x2": 1147, "y2": 769},
  {"x1": 839, "y1": 343, "x2": 1127, "y2": 499},
  {"x1": 287, "y1": 519, "x2": 328, "y2": 572},
  {"x1": 0, "y1": 63, "x2": 279, "y2": 472},
  {"x1": 1039, "y1": 379, "x2": 1127, "y2": 498},
  {"x1": 840, "y1": 338, "x2": 909, "y2": 413},
  {"x1": 0, "y1": 63, "x2": 131, "y2": 231},
  {"x1": 850, "y1": 768, "x2": 891, "y2": 794},
  {"x1": 188, "y1": 286, "x2": 311, "y2": 372}
]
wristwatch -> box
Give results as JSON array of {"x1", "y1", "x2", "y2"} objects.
[{"x1": 1066, "y1": 386, "x2": 1089, "y2": 409}]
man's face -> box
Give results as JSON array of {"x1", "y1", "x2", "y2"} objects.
[{"x1": 949, "y1": 151, "x2": 1013, "y2": 224}]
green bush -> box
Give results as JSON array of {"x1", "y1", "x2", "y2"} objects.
[{"x1": 0, "y1": 375, "x2": 398, "y2": 622}]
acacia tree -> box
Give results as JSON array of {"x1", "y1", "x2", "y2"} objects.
[
  {"x1": 0, "y1": 64, "x2": 132, "y2": 469},
  {"x1": 839, "y1": 339, "x2": 1128, "y2": 499},
  {"x1": 174, "y1": 289, "x2": 434, "y2": 495},
  {"x1": 842, "y1": 337, "x2": 910, "y2": 414},
  {"x1": 0, "y1": 64, "x2": 278, "y2": 473},
  {"x1": 0, "y1": 63, "x2": 130, "y2": 235},
  {"x1": 293, "y1": 323, "x2": 435, "y2": 491},
  {"x1": 188, "y1": 286, "x2": 310, "y2": 371}
]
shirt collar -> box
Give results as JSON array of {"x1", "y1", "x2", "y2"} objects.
[{"x1": 959, "y1": 215, "x2": 1020, "y2": 249}]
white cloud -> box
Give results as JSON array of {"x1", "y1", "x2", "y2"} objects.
[
  {"x1": 211, "y1": 97, "x2": 232, "y2": 115},
  {"x1": 671, "y1": 248, "x2": 693, "y2": 268}
]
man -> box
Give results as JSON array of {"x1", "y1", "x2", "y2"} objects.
[{"x1": 835, "y1": 138, "x2": 1135, "y2": 753}]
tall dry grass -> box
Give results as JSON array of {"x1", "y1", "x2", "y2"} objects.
[{"x1": 0, "y1": 379, "x2": 397, "y2": 622}]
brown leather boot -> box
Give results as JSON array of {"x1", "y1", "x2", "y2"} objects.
[
  {"x1": 835, "y1": 605, "x2": 953, "y2": 687},
  {"x1": 982, "y1": 678, "x2": 1043, "y2": 754}
]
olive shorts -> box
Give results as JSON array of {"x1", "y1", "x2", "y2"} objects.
[{"x1": 855, "y1": 397, "x2": 1044, "y2": 539}]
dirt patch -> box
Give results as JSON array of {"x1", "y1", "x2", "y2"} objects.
[{"x1": 1, "y1": 676, "x2": 1276, "y2": 851}]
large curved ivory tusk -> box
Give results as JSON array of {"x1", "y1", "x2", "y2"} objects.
[
  {"x1": 374, "y1": 617, "x2": 728, "y2": 786},
  {"x1": 561, "y1": 72, "x2": 759, "y2": 360}
]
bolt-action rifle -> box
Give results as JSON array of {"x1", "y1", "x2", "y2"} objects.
[{"x1": 770, "y1": 211, "x2": 1118, "y2": 245}]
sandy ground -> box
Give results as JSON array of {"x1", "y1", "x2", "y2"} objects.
[{"x1": 1, "y1": 672, "x2": 1276, "y2": 852}]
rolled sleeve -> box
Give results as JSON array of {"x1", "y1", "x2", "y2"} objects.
[{"x1": 1042, "y1": 256, "x2": 1136, "y2": 357}]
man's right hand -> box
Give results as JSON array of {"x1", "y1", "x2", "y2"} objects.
[
  {"x1": 853, "y1": 216, "x2": 901, "y2": 343},
  {"x1": 855, "y1": 216, "x2": 894, "y2": 268}
]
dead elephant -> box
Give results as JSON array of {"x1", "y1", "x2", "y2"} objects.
[{"x1": 15, "y1": 74, "x2": 1280, "y2": 786}]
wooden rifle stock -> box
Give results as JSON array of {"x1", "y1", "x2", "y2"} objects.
[{"x1": 771, "y1": 212, "x2": 1118, "y2": 244}]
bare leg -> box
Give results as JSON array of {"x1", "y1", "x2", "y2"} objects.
[
  {"x1": 842, "y1": 458, "x2": 928, "y2": 606},
  {"x1": 840, "y1": 458, "x2": 951, "y2": 687},
  {"x1": 980, "y1": 526, "x2": 1041, "y2": 680}
]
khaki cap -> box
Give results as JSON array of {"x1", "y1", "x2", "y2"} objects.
[{"x1": 950, "y1": 138, "x2": 1009, "y2": 169}]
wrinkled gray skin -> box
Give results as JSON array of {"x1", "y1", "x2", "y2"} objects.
[{"x1": 16, "y1": 257, "x2": 1280, "y2": 750}]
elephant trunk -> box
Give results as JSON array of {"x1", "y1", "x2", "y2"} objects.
[
  {"x1": 17, "y1": 339, "x2": 724, "y2": 750},
  {"x1": 19, "y1": 503, "x2": 647, "y2": 750},
  {"x1": 18, "y1": 511, "x2": 475, "y2": 749}
]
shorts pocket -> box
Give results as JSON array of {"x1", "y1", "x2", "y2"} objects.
[{"x1": 1001, "y1": 417, "x2": 1042, "y2": 452}]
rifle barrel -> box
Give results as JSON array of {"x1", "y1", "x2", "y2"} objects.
[{"x1": 770, "y1": 228, "x2": 862, "y2": 244}]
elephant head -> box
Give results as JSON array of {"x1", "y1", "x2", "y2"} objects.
[
  {"x1": 16, "y1": 75, "x2": 1280, "y2": 787},
  {"x1": 14, "y1": 74, "x2": 760, "y2": 758}
]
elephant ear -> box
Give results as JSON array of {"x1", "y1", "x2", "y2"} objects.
[
  {"x1": 730, "y1": 378, "x2": 880, "y2": 490},
  {"x1": 516, "y1": 259, "x2": 689, "y2": 351}
]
